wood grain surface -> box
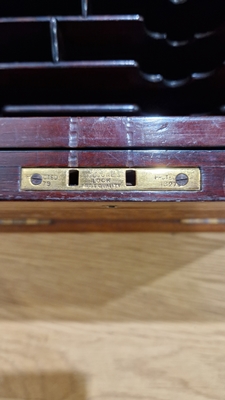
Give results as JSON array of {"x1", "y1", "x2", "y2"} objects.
[
  {"x1": 1, "y1": 117, "x2": 225, "y2": 148},
  {"x1": 1, "y1": 150, "x2": 225, "y2": 203},
  {"x1": 0, "y1": 232, "x2": 225, "y2": 400}
]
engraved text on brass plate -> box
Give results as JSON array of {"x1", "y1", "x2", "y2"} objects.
[{"x1": 21, "y1": 168, "x2": 201, "y2": 191}]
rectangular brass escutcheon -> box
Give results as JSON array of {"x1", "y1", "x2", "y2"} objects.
[{"x1": 21, "y1": 168, "x2": 201, "y2": 191}]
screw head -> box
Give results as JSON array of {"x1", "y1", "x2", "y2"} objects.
[
  {"x1": 31, "y1": 173, "x2": 42, "y2": 186},
  {"x1": 169, "y1": 0, "x2": 187, "y2": 4},
  {"x1": 176, "y1": 173, "x2": 189, "y2": 186}
]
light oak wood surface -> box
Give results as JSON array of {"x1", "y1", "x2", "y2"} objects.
[{"x1": 0, "y1": 233, "x2": 225, "y2": 400}]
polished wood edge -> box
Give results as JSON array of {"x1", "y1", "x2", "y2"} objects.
[
  {"x1": 0, "y1": 150, "x2": 225, "y2": 201},
  {"x1": 0, "y1": 201, "x2": 225, "y2": 232},
  {"x1": 0, "y1": 220, "x2": 225, "y2": 232},
  {"x1": 0, "y1": 116, "x2": 225, "y2": 148}
]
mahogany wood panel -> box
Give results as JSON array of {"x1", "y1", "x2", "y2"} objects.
[
  {"x1": 0, "y1": 117, "x2": 225, "y2": 231},
  {"x1": 0, "y1": 150, "x2": 224, "y2": 201},
  {"x1": 1, "y1": 117, "x2": 225, "y2": 148}
]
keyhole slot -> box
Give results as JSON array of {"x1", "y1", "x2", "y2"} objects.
[
  {"x1": 69, "y1": 170, "x2": 79, "y2": 186},
  {"x1": 126, "y1": 170, "x2": 136, "y2": 186}
]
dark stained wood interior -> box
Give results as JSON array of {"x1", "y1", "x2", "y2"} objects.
[
  {"x1": 0, "y1": 1, "x2": 224, "y2": 116},
  {"x1": 0, "y1": 1, "x2": 225, "y2": 231}
]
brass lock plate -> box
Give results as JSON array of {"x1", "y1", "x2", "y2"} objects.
[{"x1": 21, "y1": 168, "x2": 201, "y2": 191}]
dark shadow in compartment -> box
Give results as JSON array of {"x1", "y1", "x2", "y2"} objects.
[
  {"x1": 0, "y1": 62, "x2": 154, "y2": 117},
  {"x1": 89, "y1": 0, "x2": 225, "y2": 41},
  {"x1": 165, "y1": 0, "x2": 225, "y2": 42},
  {"x1": 0, "y1": 21, "x2": 52, "y2": 62},
  {"x1": 142, "y1": 29, "x2": 225, "y2": 81},
  {"x1": 0, "y1": 62, "x2": 224, "y2": 116},
  {"x1": 88, "y1": 0, "x2": 168, "y2": 33},
  {"x1": 0, "y1": 0, "x2": 81, "y2": 17},
  {"x1": 88, "y1": 0, "x2": 174, "y2": 35},
  {"x1": 57, "y1": 18, "x2": 145, "y2": 62},
  {"x1": 57, "y1": 17, "x2": 225, "y2": 82},
  {"x1": 89, "y1": 0, "x2": 141, "y2": 15},
  {"x1": 0, "y1": 62, "x2": 143, "y2": 107}
]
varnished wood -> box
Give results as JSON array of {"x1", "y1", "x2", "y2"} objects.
[
  {"x1": 0, "y1": 232, "x2": 225, "y2": 399},
  {"x1": 0, "y1": 143, "x2": 224, "y2": 230},
  {"x1": 0, "y1": 149, "x2": 224, "y2": 202},
  {"x1": 0, "y1": 202, "x2": 225, "y2": 232},
  {"x1": 0, "y1": 1, "x2": 224, "y2": 233},
  {"x1": 1, "y1": 117, "x2": 225, "y2": 148},
  {"x1": 0, "y1": 3, "x2": 225, "y2": 116}
]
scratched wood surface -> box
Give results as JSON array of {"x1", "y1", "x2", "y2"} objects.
[
  {"x1": 1, "y1": 117, "x2": 225, "y2": 148},
  {"x1": 0, "y1": 232, "x2": 225, "y2": 400}
]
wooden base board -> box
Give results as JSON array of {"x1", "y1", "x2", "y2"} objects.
[{"x1": 0, "y1": 201, "x2": 225, "y2": 231}]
